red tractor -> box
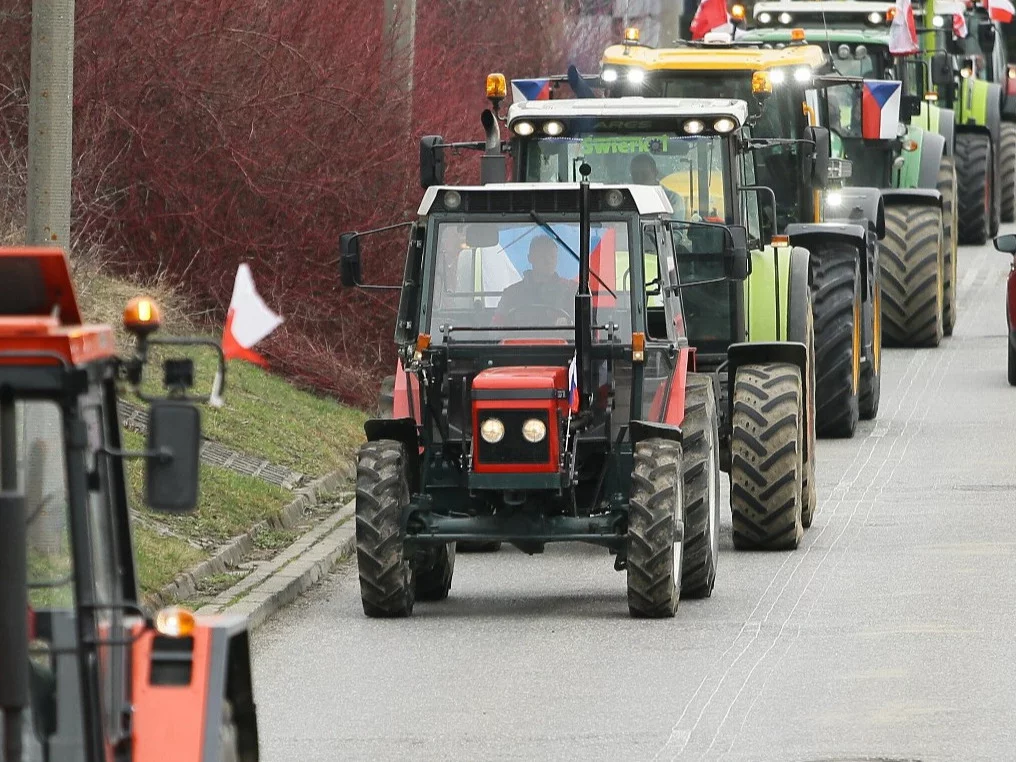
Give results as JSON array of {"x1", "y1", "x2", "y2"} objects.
[{"x1": 0, "y1": 247, "x2": 259, "y2": 761}]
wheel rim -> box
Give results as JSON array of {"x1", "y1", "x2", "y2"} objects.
[
  {"x1": 873, "y1": 285, "x2": 881, "y2": 374},
  {"x1": 852, "y1": 296, "x2": 861, "y2": 394}
]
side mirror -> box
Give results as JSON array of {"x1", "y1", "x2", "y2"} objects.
[
  {"x1": 978, "y1": 21, "x2": 996, "y2": 54},
  {"x1": 931, "y1": 53, "x2": 953, "y2": 87},
  {"x1": 803, "y1": 126, "x2": 830, "y2": 189},
  {"x1": 339, "y1": 232, "x2": 361, "y2": 287},
  {"x1": 420, "y1": 135, "x2": 446, "y2": 189},
  {"x1": 725, "y1": 225, "x2": 751, "y2": 280},
  {"x1": 994, "y1": 233, "x2": 1016, "y2": 253},
  {"x1": 146, "y1": 400, "x2": 201, "y2": 514},
  {"x1": 900, "y1": 93, "x2": 922, "y2": 120}
]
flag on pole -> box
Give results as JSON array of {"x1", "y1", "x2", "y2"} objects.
[
  {"x1": 690, "y1": 0, "x2": 729, "y2": 40},
  {"x1": 953, "y1": 12, "x2": 968, "y2": 37},
  {"x1": 988, "y1": 0, "x2": 1015, "y2": 23},
  {"x1": 511, "y1": 78, "x2": 552, "y2": 103},
  {"x1": 567, "y1": 353, "x2": 579, "y2": 413},
  {"x1": 861, "y1": 80, "x2": 903, "y2": 140},
  {"x1": 888, "y1": 0, "x2": 919, "y2": 54},
  {"x1": 211, "y1": 263, "x2": 283, "y2": 406}
]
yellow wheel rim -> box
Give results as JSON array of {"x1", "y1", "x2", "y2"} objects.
[
  {"x1": 873, "y1": 285, "x2": 881, "y2": 374},
  {"x1": 852, "y1": 295, "x2": 861, "y2": 394}
]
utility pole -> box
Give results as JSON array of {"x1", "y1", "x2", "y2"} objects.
[
  {"x1": 383, "y1": 0, "x2": 416, "y2": 94},
  {"x1": 25, "y1": 0, "x2": 75, "y2": 250}
]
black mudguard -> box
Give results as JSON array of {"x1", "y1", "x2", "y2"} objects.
[
  {"x1": 785, "y1": 246, "x2": 813, "y2": 346},
  {"x1": 786, "y1": 222, "x2": 869, "y2": 295},
  {"x1": 824, "y1": 186, "x2": 886, "y2": 240},
  {"x1": 917, "y1": 131, "x2": 946, "y2": 189},
  {"x1": 936, "y1": 108, "x2": 955, "y2": 155},
  {"x1": 630, "y1": 420, "x2": 683, "y2": 447},
  {"x1": 880, "y1": 187, "x2": 942, "y2": 208},
  {"x1": 726, "y1": 341, "x2": 810, "y2": 453},
  {"x1": 363, "y1": 417, "x2": 421, "y2": 492}
]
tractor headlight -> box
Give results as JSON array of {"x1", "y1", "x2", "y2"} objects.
[
  {"x1": 778, "y1": 12, "x2": 793, "y2": 24},
  {"x1": 627, "y1": 67, "x2": 646, "y2": 84},
  {"x1": 793, "y1": 67, "x2": 812, "y2": 83},
  {"x1": 932, "y1": 14, "x2": 945, "y2": 27},
  {"x1": 480, "y1": 418, "x2": 505, "y2": 444},
  {"x1": 601, "y1": 67, "x2": 619, "y2": 83},
  {"x1": 513, "y1": 121, "x2": 535, "y2": 136},
  {"x1": 757, "y1": 11, "x2": 772, "y2": 23},
  {"x1": 522, "y1": 418, "x2": 547, "y2": 443}
]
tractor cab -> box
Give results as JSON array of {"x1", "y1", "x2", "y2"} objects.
[{"x1": 0, "y1": 248, "x2": 258, "y2": 762}]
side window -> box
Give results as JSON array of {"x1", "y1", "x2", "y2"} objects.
[
  {"x1": 642, "y1": 225, "x2": 667, "y2": 340},
  {"x1": 739, "y1": 151, "x2": 763, "y2": 247}
]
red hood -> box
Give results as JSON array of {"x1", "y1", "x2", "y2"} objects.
[{"x1": 472, "y1": 366, "x2": 566, "y2": 393}]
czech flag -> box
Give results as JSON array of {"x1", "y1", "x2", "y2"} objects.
[
  {"x1": 987, "y1": 0, "x2": 1015, "y2": 23},
  {"x1": 511, "y1": 78, "x2": 551, "y2": 103},
  {"x1": 861, "y1": 80, "x2": 903, "y2": 140}
]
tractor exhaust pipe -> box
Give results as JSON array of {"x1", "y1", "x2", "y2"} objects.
[
  {"x1": 479, "y1": 109, "x2": 506, "y2": 185},
  {"x1": 0, "y1": 394, "x2": 28, "y2": 762},
  {"x1": 575, "y1": 164, "x2": 594, "y2": 411}
]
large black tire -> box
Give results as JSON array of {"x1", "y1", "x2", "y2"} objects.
[
  {"x1": 801, "y1": 289, "x2": 818, "y2": 529},
  {"x1": 679, "y1": 374, "x2": 720, "y2": 599},
  {"x1": 811, "y1": 245, "x2": 860, "y2": 438},
  {"x1": 858, "y1": 281, "x2": 882, "y2": 421},
  {"x1": 1009, "y1": 339, "x2": 1016, "y2": 386},
  {"x1": 1001, "y1": 123, "x2": 1016, "y2": 222},
  {"x1": 377, "y1": 375, "x2": 395, "y2": 418},
  {"x1": 355, "y1": 440, "x2": 414, "y2": 618},
  {"x1": 938, "y1": 156, "x2": 959, "y2": 337},
  {"x1": 627, "y1": 438, "x2": 684, "y2": 618},
  {"x1": 956, "y1": 131, "x2": 993, "y2": 245},
  {"x1": 415, "y1": 542, "x2": 455, "y2": 601},
  {"x1": 730, "y1": 363, "x2": 805, "y2": 551},
  {"x1": 880, "y1": 205, "x2": 944, "y2": 348}
]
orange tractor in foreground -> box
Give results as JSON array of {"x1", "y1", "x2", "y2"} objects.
[{"x1": 0, "y1": 248, "x2": 258, "y2": 761}]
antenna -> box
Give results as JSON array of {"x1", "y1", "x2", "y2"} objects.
[{"x1": 820, "y1": 6, "x2": 843, "y2": 75}]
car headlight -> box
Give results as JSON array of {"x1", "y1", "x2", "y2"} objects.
[
  {"x1": 480, "y1": 418, "x2": 505, "y2": 444},
  {"x1": 522, "y1": 418, "x2": 547, "y2": 443}
]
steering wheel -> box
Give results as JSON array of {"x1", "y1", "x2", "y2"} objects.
[{"x1": 503, "y1": 304, "x2": 572, "y2": 326}]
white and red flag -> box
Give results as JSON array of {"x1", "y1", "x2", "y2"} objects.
[
  {"x1": 211, "y1": 263, "x2": 283, "y2": 406},
  {"x1": 953, "y1": 12, "x2": 968, "y2": 38},
  {"x1": 690, "y1": 0, "x2": 729, "y2": 40},
  {"x1": 987, "y1": 0, "x2": 1015, "y2": 23},
  {"x1": 888, "y1": 0, "x2": 920, "y2": 54}
]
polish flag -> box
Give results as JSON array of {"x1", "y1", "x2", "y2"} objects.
[
  {"x1": 690, "y1": 0, "x2": 729, "y2": 40},
  {"x1": 988, "y1": 0, "x2": 1015, "y2": 23},
  {"x1": 888, "y1": 0, "x2": 919, "y2": 54},
  {"x1": 954, "y1": 12, "x2": 968, "y2": 37},
  {"x1": 211, "y1": 263, "x2": 283, "y2": 406}
]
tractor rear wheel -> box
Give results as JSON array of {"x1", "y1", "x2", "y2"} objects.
[
  {"x1": 730, "y1": 363, "x2": 805, "y2": 551},
  {"x1": 377, "y1": 375, "x2": 395, "y2": 418},
  {"x1": 627, "y1": 438, "x2": 684, "y2": 618},
  {"x1": 956, "y1": 131, "x2": 993, "y2": 245},
  {"x1": 1001, "y1": 123, "x2": 1016, "y2": 222},
  {"x1": 679, "y1": 374, "x2": 720, "y2": 599},
  {"x1": 801, "y1": 289, "x2": 818, "y2": 528},
  {"x1": 880, "y1": 204, "x2": 944, "y2": 348},
  {"x1": 810, "y1": 244, "x2": 860, "y2": 438},
  {"x1": 355, "y1": 440, "x2": 414, "y2": 617},
  {"x1": 415, "y1": 543, "x2": 455, "y2": 601},
  {"x1": 938, "y1": 156, "x2": 959, "y2": 336}
]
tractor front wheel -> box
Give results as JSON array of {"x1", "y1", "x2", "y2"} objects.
[
  {"x1": 730, "y1": 363, "x2": 805, "y2": 551},
  {"x1": 680, "y1": 374, "x2": 720, "y2": 599},
  {"x1": 956, "y1": 131, "x2": 993, "y2": 245},
  {"x1": 938, "y1": 156, "x2": 959, "y2": 336},
  {"x1": 355, "y1": 440, "x2": 414, "y2": 618},
  {"x1": 881, "y1": 204, "x2": 944, "y2": 348},
  {"x1": 811, "y1": 244, "x2": 861, "y2": 438},
  {"x1": 627, "y1": 438, "x2": 684, "y2": 618},
  {"x1": 1001, "y1": 123, "x2": 1016, "y2": 223}
]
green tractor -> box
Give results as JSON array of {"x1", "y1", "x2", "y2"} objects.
[
  {"x1": 595, "y1": 40, "x2": 885, "y2": 436},
  {"x1": 418, "y1": 97, "x2": 819, "y2": 550},
  {"x1": 747, "y1": 10, "x2": 955, "y2": 346}
]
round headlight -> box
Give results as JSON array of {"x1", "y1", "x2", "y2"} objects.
[
  {"x1": 513, "y1": 121, "x2": 534, "y2": 136},
  {"x1": 627, "y1": 68, "x2": 646, "y2": 84},
  {"x1": 683, "y1": 119, "x2": 705, "y2": 135},
  {"x1": 480, "y1": 418, "x2": 505, "y2": 444},
  {"x1": 522, "y1": 418, "x2": 547, "y2": 443},
  {"x1": 932, "y1": 14, "x2": 945, "y2": 27},
  {"x1": 543, "y1": 120, "x2": 565, "y2": 136},
  {"x1": 758, "y1": 11, "x2": 772, "y2": 23},
  {"x1": 770, "y1": 68, "x2": 786, "y2": 85},
  {"x1": 793, "y1": 67, "x2": 811, "y2": 83},
  {"x1": 713, "y1": 117, "x2": 736, "y2": 133},
  {"x1": 896, "y1": 122, "x2": 908, "y2": 138},
  {"x1": 601, "y1": 68, "x2": 619, "y2": 83},
  {"x1": 443, "y1": 190, "x2": 461, "y2": 210},
  {"x1": 867, "y1": 11, "x2": 882, "y2": 24},
  {"x1": 837, "y1": 43, "x2": 851, "y2": 59},
  {"x1": 826, "y1": 191, "x2": 843, "y2": 207},
  {"x1": 778, "y1": 12, "x2": 793, "y2": 24},
  {"x1": 605, "y1": 188, "x2": 625, "y2": 208}
]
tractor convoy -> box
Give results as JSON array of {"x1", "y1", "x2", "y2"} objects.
[{"x1": 342, "y1": 3, "x2": 1016, "y2": 620}]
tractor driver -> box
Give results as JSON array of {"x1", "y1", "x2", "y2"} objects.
[
  {"x1": 494, "y1": 235, "x2": 576, "y2": 325},
  {"x1": 630, "y1": 154, "x2": 687, "y2": 220}
]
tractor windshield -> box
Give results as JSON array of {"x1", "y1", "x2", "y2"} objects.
[
  {"x1": 520, "y1": 132, "x2": 729, "y2": 223},
  {"x1": 426, "y1": 218, "x2": 634, "y2": 344}
]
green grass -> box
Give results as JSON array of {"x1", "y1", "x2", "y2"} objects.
[{"x1": 133, "y1": 524, "x2": 205, "y2": 597}]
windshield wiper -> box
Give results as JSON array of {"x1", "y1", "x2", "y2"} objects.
[{"x1": 528, "y1": 210, "x2": 617, "y2": 298}]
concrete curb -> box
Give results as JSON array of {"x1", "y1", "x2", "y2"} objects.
[
  {"x1": 196, "y1": 498, "x2": 356, "y2": 631},
  {"x1": 145, "y1": 463, "x2": 355, "y2": 611}
]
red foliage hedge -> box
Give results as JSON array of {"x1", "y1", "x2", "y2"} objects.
[{"x1": 0, "y1": 0, "x2": 612, "y2": 406}]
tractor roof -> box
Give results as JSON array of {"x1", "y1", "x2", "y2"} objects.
[
  {"x1": 418, "y1": 183, "x2": 674, "y2": 217},
  {"x1": 751, "y1": 0, "x2": 961, "y2": 19},
  {"x1": 743, "y1": 28, "x2": 888, "y2": 45},
  {"x1": 0, "y1": 247, "x2": 116, "y2": 366},
  {"x1": 601, "y1": 41, "x2": 828, "y2": 72},
  {"x1": 507, "y1": 97, "x2": 749, "y2": 126}
]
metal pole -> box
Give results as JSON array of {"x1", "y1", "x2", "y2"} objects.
[{"x1": 26, "y1": 0, "x2": 75, "y2": 249}]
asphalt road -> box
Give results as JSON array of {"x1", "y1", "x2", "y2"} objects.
[{"x1": 251, "y1": 231, "x2": 1016, "y2": 761}]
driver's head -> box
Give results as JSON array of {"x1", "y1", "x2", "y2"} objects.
[
  {"x1": 528, "y1": 235, "x2": 559, "y2": 277},
  {"x1": 630, "y1": 154, "x2": 660, "y2": 185}
]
